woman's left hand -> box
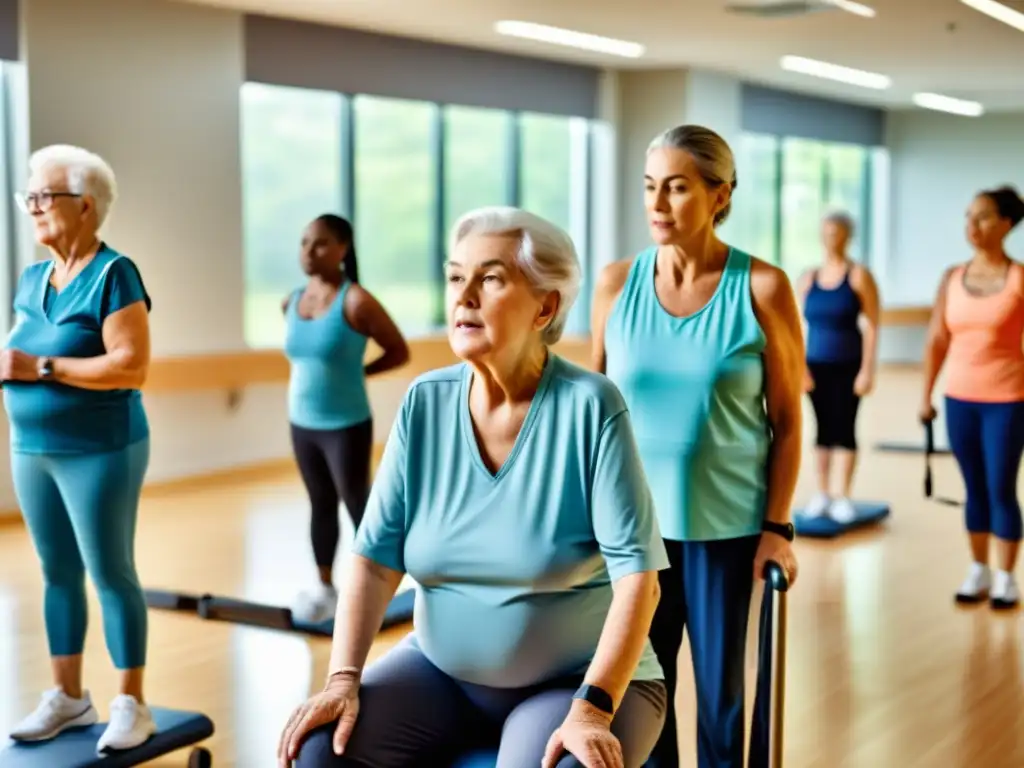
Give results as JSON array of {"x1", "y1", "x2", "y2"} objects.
[
  {"x1": 754, "y1": 530, "x2": 798, "y2": 587},
  {"x1": 0, "y1": 348, "x2": 40, "y2": 382},
  {"x1": 542, "y1": 702, "x2": 623, "y2": 768},
  {"x1": 853, "y1": 368, "x2": 874, "y2": 396}
]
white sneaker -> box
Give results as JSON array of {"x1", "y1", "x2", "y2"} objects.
[
  {"x1": 830, "y1": 497, "x2": 857, "y2": 525},
  {"x1": 291, "y1": 583, "x2": 338, "y2": 624},
  {"x1": 8, "y1": 688, "x2": 98, "y2": 742},
  {"x1": 991, "y1": 570, "x2": 1020, "y2": 610},
  {"x1": 955, "y1": 563, "x2": 991, "y2": 604},
  {"x1": 96, "y1": 694, "x2": 157, "y2": 753},
  {"x1": 802, "y1": 492, "x2": 831, "y2": 519}
]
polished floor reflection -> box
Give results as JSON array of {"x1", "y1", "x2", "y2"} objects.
[{"x1": 0, "y1": 368, "x2": 1022, "y2": 767}]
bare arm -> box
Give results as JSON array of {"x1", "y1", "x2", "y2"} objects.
[
  {"x1": 589, "y1": 259, "x2": 633, "y2": 373},
  {"x1": 326, "y1": 555, "x2": 405, "y2": 678},
  {"x1": 751, "y1": 260, "x2": 805, "y2": 526},
  {"x1": 922, "y1": 267, "x2": 955, "y2": 410},
  {"x1": 852, "y1": 265, "x2": 881, "y2": 377},
  {"x1": 346, "y1": 285, "x2": 410, "y2": 377},
  {"x1": 51, "y1": 301, "x2": 150, "y2": 390},
  {"x1": 572, "y1": 571, "x2": 660, "y2": 723}
]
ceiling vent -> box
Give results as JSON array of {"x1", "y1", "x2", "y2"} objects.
[{"x1": 724, "y1": 0, "x2": 839, "y2": 18}]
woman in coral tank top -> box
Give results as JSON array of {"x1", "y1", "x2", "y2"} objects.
[{"x1": 921, "y1": 185, "x2": 1024, "y2": 609}]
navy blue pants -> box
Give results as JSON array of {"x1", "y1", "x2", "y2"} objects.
[
  {"x1": 945, "y1": 397, "x2": 1024, "y2": 541},
  {"x1": 294, "y1": 634, "x2": 668, "y2": 767},
  {"x1": 647, "y1": 535, "x2": 760, "y2": 768}
]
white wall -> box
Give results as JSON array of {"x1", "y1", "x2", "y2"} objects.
[
  {"x1": 885, "y1": 110, "x2": 1024, "y2": 305},
  {"x1": 0, "y1": 0, "x2": 293, "y2": 513}
]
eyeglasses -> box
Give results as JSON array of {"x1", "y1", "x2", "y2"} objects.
[{"x1": 14, "y1": 191, "x2": 82, "y2": 214}]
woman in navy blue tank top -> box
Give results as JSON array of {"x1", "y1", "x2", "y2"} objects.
[{"x1": 796, "y1": 211, "x2": 880, "y2": 524}]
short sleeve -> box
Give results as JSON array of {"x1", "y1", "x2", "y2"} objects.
[
  {"x1": 101, "y1": 256, "x2": 151, "y2": 319},
  {"x1": 590, "y1": 410, "x2": 669, "y2": 581},
  {"x1": 352, "y1": 398, "x2": 409, "y2": 573}
]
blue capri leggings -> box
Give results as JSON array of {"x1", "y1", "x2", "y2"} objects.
[
  {"x1": 12, "y1": 438, "x2": 150, "y2": 669},
  {"x1": 945, "y1": 397, "x2": 1024, "y2": 541}
]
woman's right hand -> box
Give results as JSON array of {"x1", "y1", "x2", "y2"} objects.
[
  {"x1": 919, "y1": 400, "x2": 937, "y2": 423},
  {"x1": 277, "y1": 677, "x2": 361, "y2": 767}
]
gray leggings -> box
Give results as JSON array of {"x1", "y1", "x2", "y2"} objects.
[{"x1": 294, "y1": 634, "x2": 668, "y2": 768}]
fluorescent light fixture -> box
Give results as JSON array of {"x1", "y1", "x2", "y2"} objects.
[
  {"x1": 494, "y1": 20, "x2": 645, "y2": 59},
  {"x1": 912, "y1": 92, "x2": 985, "y2": 117},
  {"x1": 780, "y1": 55, "x2": 891, "y2": 89},
  {"x1": 960, "y1": 0, "x2": 1024, "y2": 33},
  {"x1": 823, "y1": 0, "x2": 877, "y2": 18}
]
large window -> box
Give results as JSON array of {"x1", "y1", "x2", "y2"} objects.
[
  {"x1": 240, "y1": 84, "x2": 599, "y2": 344},
  {"x1": 353, "y1": 95, "x2": 440, "y2": 332},
  {"x1": 443, "y1": 105, "x2": 512, "y2": 238},
  {"x1": 240, "y1": 83, "x2": 344, "y2": 348},
  {"x1": 727, "y1": 132, "x2": 883, "y2": 281}
]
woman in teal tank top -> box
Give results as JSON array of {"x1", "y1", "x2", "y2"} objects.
[
  {"x1": 283, "y1": 214, "x2": 409, "y2": 624},
  {"x1": 593, "y1": 125, "x2": 805, "y2": 768}
]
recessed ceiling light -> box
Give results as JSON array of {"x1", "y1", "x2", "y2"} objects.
[
  {"x1": 493, "y1": 20, "x2": 645, "y2": 59},
  {"x1": 823, "y1": 0, "x2": 877, "y2": 18},
  {"x1": 960, "y1": 0, "x2": 1024, "y2": 33},
  {"x1": 780, "y1": 55, "x2": 891, "y2": 89},
  {"x1": 912, "y1": 92, "x2": 985, "y2": 117}
]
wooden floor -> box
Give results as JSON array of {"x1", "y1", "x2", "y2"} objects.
[{"x1": 1, "y1": 367, "x2": 1022, "y2": 767}]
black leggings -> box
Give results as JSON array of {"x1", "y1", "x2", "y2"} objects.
[
  {"x1": 290, "y1": 420, "x2": 373, "y2": 568},
  {"x1": 807, "y1": 361, "x2": 861, "y2": 451}
]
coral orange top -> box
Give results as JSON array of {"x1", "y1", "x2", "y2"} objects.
[{"x1": 944, "y1": 262, "x2": 1024, "y2": 403}]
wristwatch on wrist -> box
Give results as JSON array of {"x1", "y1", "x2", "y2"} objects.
[
  {"x1": 762, "y1": 520, "x2": 795, "y2": 542},
  {"x1": 572, "y1": 683, "x2": 614, "y2": 715},
  {"x1": 37, "y1": 357, "x2": 54, "y2": 381}
]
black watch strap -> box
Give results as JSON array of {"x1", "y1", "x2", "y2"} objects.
[
  {"x1": 763, "y1": 520, "x2": 795, "y2": 541},
  {"x1": 573, "y1": 683, "x2": 614, "y2": 714}
]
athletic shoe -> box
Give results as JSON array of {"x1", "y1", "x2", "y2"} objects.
[
  {"x1": 991, "y1": 570, "x2": 1020, "y2": 610},
  {"x1": 830, "y1": 497, "x2": 857, "y2": 524},
  {"x1": 955, "y1": 562, "x2": 991, "y2": 604},
  {"x1": 97, "y1": 694, "x2": 157, "y2": 753},
  {"x1": 803, "y1": 492, "x2": 831, "y2": 518},
  {"x1": 292, "y1": 583, "x2": 339, "y2": 624},
  {"x1": 8, "y1": 688, "x2": 98, "y2": 742}
]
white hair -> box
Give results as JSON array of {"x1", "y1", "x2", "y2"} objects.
[
  {"x1": 29, "y1": 144, "x2": 118, "y2": 228},
  {"x1": 822, "y1": 208, "x2": 856, "y2": 236},
  {"x1": 449, "y1": 206, "x2": 582, "y2": 345}
]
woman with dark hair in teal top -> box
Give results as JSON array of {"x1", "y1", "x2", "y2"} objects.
[
  {"x1": 283, "y1": 214, "x2": 409, "y2": 624},
  {"x1": 278, "y1": 206, "x2": 668, "y2": 768},
  {"x1": 593, "y1": 125, "x2": 804, "y2": 768},
  {"x1": 3, "y1": 145, "x2": 156, "y2": 753}
]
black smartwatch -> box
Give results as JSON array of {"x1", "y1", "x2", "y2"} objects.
[
  {"x1": 38, "y1": 357, "x2": 54, "y2": 381},
  {"x1": 573, "y1": 683, "x2": 614, "y2": 715},
  {"x1": 762, "y1": 520, "x2": 795, "y2": 542}
]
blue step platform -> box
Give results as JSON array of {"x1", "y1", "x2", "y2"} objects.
[
  {"x1": 794, "y1": 500, "x2": 890, "y2": 538},
  {"x1": 0, "y1": 707, "x2": 214, "y2": 767},
  {"x1": 144, "y1": 586, "x2": 415, "y2": 637}
]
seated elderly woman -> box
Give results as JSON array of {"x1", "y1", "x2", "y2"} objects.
[
  {"x1": 277, "y1": 206, "x2": 669, "y2": 768},
  {"x1": 3, "y1": 145, "x2": 154, "y2": 752}
]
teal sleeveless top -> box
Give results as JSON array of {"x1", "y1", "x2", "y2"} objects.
[
  {"x1": 604, "y1": 246, "x2": 770, "y2": 541},
  {"x1": 284, "y1": 281, "x2": 371, "y2": 430}
]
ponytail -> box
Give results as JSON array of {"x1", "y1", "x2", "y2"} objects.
[
  {"x1": 315, "y1": 213, "x2": 358, "y2": 283},
  {"x1": 343, "y1": 244, "x2": 359, "y2": 284}
]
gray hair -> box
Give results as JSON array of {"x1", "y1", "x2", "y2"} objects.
[
  {"x1": 822, "y1": 209, "x2": 856, "y2": 236},
  {"x1": 449, "y1": 206, "x2": 581, "y2": 345},
  {"x1": 647, "y1": 125, "x2": 737, "y2": 226},
  {"x1": 29, "y1": 144, "x2": 118, "y2": 228}
]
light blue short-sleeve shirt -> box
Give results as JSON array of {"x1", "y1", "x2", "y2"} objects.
[{"x1": 353, "y1": 354, "x2": 669, "y2": 689}]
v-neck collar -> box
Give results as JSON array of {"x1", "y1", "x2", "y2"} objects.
[
  {"x1": 41, "y1": 243, "x2": 106, "y2": 316},
  {"x1": 459, "y1": 354, "x2": 556, "y2": 483}
]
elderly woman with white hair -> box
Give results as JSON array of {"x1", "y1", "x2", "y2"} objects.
[
  {"x1": 278, "y1": 206, "x2": 669, "y2": 768},
  {"x1": 2, "y1": 145, "x2": 155, "y2": 752},
  {"x1": 796, "y1": 209, "x2": 880, "y2": 523}
]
